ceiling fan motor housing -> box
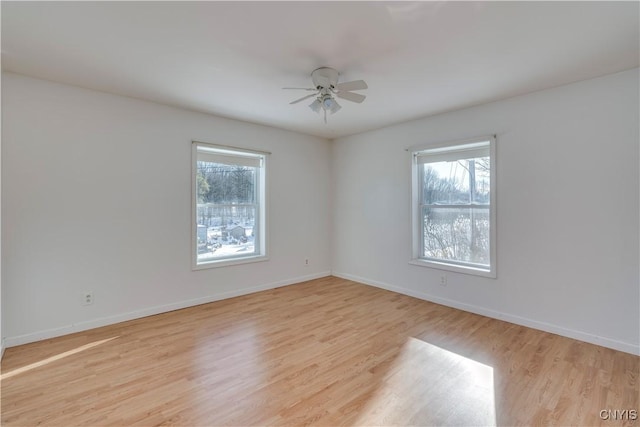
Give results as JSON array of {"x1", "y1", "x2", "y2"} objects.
[{"x1": 312, "y1": 67, "x2": 339, "y2": 90}]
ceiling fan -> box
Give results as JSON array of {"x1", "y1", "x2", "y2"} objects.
[{"x1": 284, "y1": 67, "x2": 368, "y2": 124}]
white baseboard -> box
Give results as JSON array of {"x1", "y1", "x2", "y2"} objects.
[
  {"x1": 4, "y1": 271, "x2": 331, "y2": 348},
  {"x1": 332, "y1": 271, "x2": 640, "y2": 356}
]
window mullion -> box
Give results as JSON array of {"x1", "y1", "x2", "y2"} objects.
[{"x1": 422, "y1": 204, "x2": 488, "y2": 209}]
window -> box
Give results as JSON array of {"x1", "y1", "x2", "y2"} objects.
[
  {"x1": 192, "y1": 142, "x2": 268, "y2": 269},
  {"x1": 410, "y1": 136, "x2": 496, "y2": 277}
]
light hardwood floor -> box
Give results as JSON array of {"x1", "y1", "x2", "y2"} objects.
[{"x1": 1, "y1": 276, "x2": 638, "y2": 426}]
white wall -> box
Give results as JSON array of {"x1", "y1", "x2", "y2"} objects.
[
  {"x1": 2, "y1": 73, "x2": 332, "y2": 345},
  {"x1": 1, "y1": 70, "x2": 3, "y2": 359},
  {"x1": 332, "y1": 69, "x2": 640, "y2": 355}
]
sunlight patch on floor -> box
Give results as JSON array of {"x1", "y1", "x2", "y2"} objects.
[
  {"x1": 0, "y1": 337, "x2": 119, "y2": 381},
  {"x1": 354, "y1": 337, "x2": 496, "y2": 426}
]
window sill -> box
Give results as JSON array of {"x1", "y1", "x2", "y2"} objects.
[
  {"x1": 193, "y1": 255, "x2": 269, "y2": 270},
  {"x1": 409, "y1": 259, "x2": 496, "y2": 279}
]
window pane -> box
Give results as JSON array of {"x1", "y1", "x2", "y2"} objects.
[
  {"x1": 197, "y1": 205, "x2": 257, "y2": 263},
  {"x1": 197, "y1": 162, "x2": 256, "y2": 204},
  {"x1": 422, "y1": 157, "x2": 490, "y2": 205},
  {"x1": 422, "y1": 207, "x2": 490, "y2": 266},
  {"x1": 196, "y1": 160, "x2": 258, "y2": 263}
]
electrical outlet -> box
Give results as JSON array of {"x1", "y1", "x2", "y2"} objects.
[
  {"x1": 304, "y1": 258, "x2": 309, "y2": 266},
  {"x1": 439, "y1": 275, "x2": 447, "y2": 287},
  {"x1": 83, "y1": 292, "x2": 94, "y2": 306}
]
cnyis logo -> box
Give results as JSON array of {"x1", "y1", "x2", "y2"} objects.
[{"x1": 599, "y1": 409, "x2": 638, "y2": 421}]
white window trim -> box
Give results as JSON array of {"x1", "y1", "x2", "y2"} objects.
[
  {"x1": 409, "y1": 135, "x2": 497, "y2": 278},
  {"x1": 191, "y1": 141, "x2": 270, "y2": 270}
]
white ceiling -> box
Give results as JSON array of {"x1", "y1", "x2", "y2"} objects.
[{"x1": 2, "y1": 1, "x2": 638, "y2": 139}]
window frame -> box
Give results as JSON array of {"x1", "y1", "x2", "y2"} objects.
[
  {"x1": 409, "y1": 136, "x2": 497, "y2": 278},
  {"x1": 191, "y1": 141, "x2": 269, "y2": 270}
]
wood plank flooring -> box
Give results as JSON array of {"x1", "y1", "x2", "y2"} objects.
[{"x1": 1, "y1": 276, "x2": 638, "y2": 426}]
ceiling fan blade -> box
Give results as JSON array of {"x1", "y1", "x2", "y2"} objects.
[
  {"x1": 336, "y1": 91, "x2": 366, "y2": 104},
  {"x1": 335, "y1": 80, "x2": 368, "y2": 92},
  {"x1": 283, "y1": 87, "x2": 316, "y2": 91},
  {"x1": 290, "y1": 94, "x2": 317, "y2": 105}
]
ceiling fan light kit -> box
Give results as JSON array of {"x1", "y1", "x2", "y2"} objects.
[{"x1": 285, "y1": 67, "x2": 368, "y2": 124}]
